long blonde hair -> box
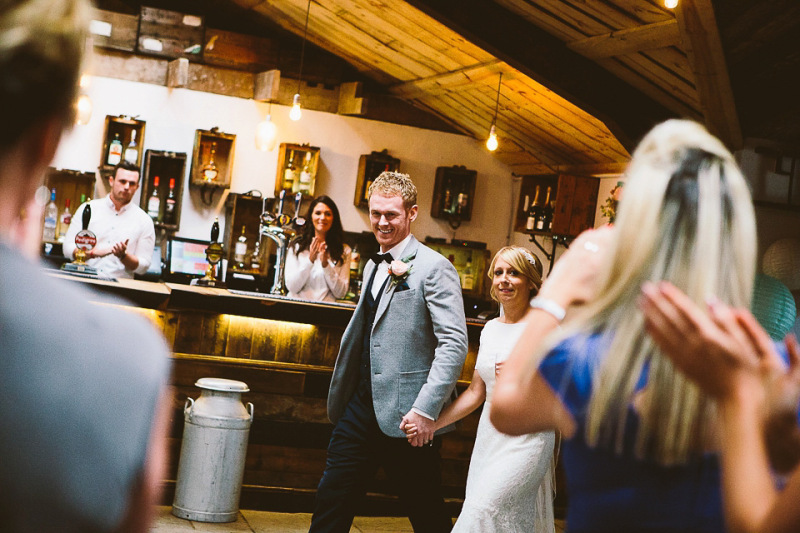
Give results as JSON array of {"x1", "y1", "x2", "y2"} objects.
[{"x1": 570, "y1": 120, "x2": 756, "y2": 465}]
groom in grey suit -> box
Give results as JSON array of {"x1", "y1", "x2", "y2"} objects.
[{"x1": 309, "y1": 172, "x2": 468, "y2": 533}]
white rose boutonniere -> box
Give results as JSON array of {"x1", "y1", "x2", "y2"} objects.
[{"x1": 387, "y1": 257, "x2": 412, "y2": 289}]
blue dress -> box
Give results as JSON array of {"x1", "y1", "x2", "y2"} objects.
[{"x1": 538, "y1": 333, "x2": 726, "y2": 533}]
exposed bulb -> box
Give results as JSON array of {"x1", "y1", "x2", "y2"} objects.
[
  {"x1": 289, "y1": 93, "x2": 302, "y2": 121},
  {"x1": 664, "y1": 0, "x2": 678, "y2": 8},
  {"x1": 255, "y1": 115, "x2": 278, "y2": 151},
  {"x1": 75, "y1": 94, "x2": 92, "y2": 125},
  {"x1": 486, "y1": 124, "x2": 498, "y2": 151}
]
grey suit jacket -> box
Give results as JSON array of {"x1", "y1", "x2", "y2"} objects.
[{"x1": 327, "y1": 235, "x2": 468, "y2": 438}]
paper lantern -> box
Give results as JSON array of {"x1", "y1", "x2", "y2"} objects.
[
  {"x1": 763, "y1": 238, "x2": 800, "y2": 290},
  {"x1": 751, "y1": 273, "x2": 797, "y2": 341}
]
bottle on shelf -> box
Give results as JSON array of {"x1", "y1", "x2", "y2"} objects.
[
  {"x1": 526, "y1": 185, "x2": 541, "y2": 231},
  {"x1": 349, "y1": 242, "x2": 361, "y2": 279},
  {"x1": 443, "y1": 188, "x2": 452, "y2": 214},
  {"x1": 297, "y1": 151, "x2": 313, "y2": 194},
  {"x1": 124, "y1": 130, "x2": 138, "y2": 164},
  {"x1": 521, "y1": 194, "x2": 530, "y2": 219},
  {"x1": 251, "y1": 238, "x2": 262, "y2": 272},
  {"x1": 203, "y1": 142, "x2": 219, "y2": 182},
  {"x1": 147, "y1": 176, "x2": 161, "y2": 221},
  {"x1": 462, "y1": 259, "x2": 474, "y2": 291},
  {"x1": 79, "y1": 194, "x2": 87, "y2": 205},
  {"x1": 164, "y1": 178, "x2": 177, "y2": 224},
  {"x1": 234, "y1": 225, "x2": 248, "y2": 270},
  {"x1": 283, "y1": 151, "x2": 297, "y2": 190},
  {"x1": 107, "y1": 133, "x2": 123, "y2": 166},
  {"x1": 42, "y1": 188, "x2": 58, "y2": 242},
  {"x1": 58, "y1": 198, "x2": 72, "y2": 242},
  {"x1": 540, "y1": 186, "x2": 554, "y2": 232}
]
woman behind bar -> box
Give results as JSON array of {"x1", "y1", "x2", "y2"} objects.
[
  {"x1": 285, "y1": 195, "x2": 350, "y2": 302},
  {"x1": 0, "y1": 0, "x2": 171, "y2": 532},
  {"x1": 405, "y1": 246, "x2": 555, "y2": 532},
  {"x1": 491, "y1": 119, "x2": 758, "y2": 532}
]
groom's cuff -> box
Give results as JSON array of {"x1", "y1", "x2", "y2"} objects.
[{"x1": 411, "y1": 407, "x2": 434, "y2": 420}]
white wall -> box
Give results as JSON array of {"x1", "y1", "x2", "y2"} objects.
[{"x1": 53, "y1": 76, "x2": 519, "y2": 255}]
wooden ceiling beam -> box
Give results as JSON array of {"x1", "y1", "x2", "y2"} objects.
[
  {"x1": 676, "y1": 0, "x2": 742, "y2": 150},
  {"x1": 568, "y1": 20, "x2": 681, "y2": 59},
  {"x1": 404, "y1": 0, "x2": 674, "y2": 152},
  {"x1": 388, "y1": 59, "x2": 502, "y2": 98}
]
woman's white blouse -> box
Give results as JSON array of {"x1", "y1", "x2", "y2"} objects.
[{"x1": 285, "y1": 245, "x2": 351, "y2": 302}]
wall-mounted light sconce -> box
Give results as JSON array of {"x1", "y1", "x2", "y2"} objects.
[
  {"x1": 486, "y1": 72, "x2": 502, "y2": 151},
  {"x1": 75, "y1": 74, "x2": 92, "y2": 125},
  {"x1": 291, "y1": 0, "x2": 312, "y2": 122}
]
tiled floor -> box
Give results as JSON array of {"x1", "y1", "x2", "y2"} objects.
[{"x1": 151, "y1": 506, "x2": 567, "y2": 532}]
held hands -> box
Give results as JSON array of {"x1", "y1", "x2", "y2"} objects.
[
  {"x1": 400, "y1": 410, "x2": 436, "y2": 447},
  {"x1": 309, "y1": 237, "x2": 330, "y2": 267}
]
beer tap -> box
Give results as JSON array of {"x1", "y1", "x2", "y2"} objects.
[{"x1": 260, "y1": 190, "x2": 305, "y2": 295}]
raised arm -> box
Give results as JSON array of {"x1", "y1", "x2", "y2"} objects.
[
  {"x1": 640, "y1": 281, "x2": 800, "y2": 533},
  {"x1": 491, "y1": 227, "x2": 614, "y2": 438}
]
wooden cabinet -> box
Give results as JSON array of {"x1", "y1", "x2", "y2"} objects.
[
  {"x1": 43, "y1": 168, "x2": 96, "y2": 244},
  {"x1": 223, "y1": 193, "x2": 270, "y2": 281},
  {"x1": 100, "y1": 115, "x2": 145, "y2": 175},
  {"x1": 424, "y1": 240, "x2": 490, "y2": 300},
  {"x1": 275, "y1": 143, "x2": 320, "y2": 199},
  {"x1": 189, "y1": 128, "x2": 235, "y2": 191},
  {"x1": 515, "y1": 174, "x2": 598, "y2": 238},
  {"x1": 431, "y1": 166, "x2": 477, "y2": 222},
  {"x1": 353, "y1": 150, "x2": 400, "y2": 209},
  {"x1": 140, "y1": 150, "x2": 187, "y2": 231}
]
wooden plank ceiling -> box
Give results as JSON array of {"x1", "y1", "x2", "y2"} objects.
[{"x1": 230, "y1": 0, "x2": 745, "y2": 176}]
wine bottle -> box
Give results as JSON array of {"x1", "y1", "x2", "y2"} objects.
[
  {"x1": 42, "y1": 188, "x2": 58, "y2": 242},
  {"x1": 164, "y1": 178, "x2": 177, "y2": 224},
  {"x1": 251, "y1": 238, "x2": 262, "y2": 272},
  {"x1": 540, "y1": 186, "x2": 554, "y2": 232},
  {"x1": 203, "y1": 142, "x2": 219, "y2": 182},
  {"x1": 234, "y1": 225, "x2": 248, "y2": 270},
  {"x1": 107, "y1": 133, "x2": 122, "y2": 165},
  {"x1": 536, "y1": 186, "x2": 550, "y2": 231},
  {"x1": 349, "y1": 242, "x2": 361, "y2": 278},
  {"x1": 462, "y1": 260, "x2": 474, "y2": 291},
  {"x1": 58, "y1": 198, "x2": 72, "y2": 242},
  {"x1": 147, "y1": 176, "x2": 160, "y2": 221},
  {"x1": 283, "y1": 151, "x2": 297, "y2": 190},
  {"x1": 297, "y1": 151, "x2": 313, "y2": 194},
  {"x1": 526, "y1": 185, "x2": 540, "y2": 231},
  {"x1": 124, "y1": 130, "x2": 138, "y2": 164}
]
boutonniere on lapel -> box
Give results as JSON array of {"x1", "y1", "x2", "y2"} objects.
[{"x1": 387, "y1": 257, "x2": 412, "y2": 291}]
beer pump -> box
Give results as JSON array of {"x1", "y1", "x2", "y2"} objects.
[{"x1": 260, "y1": 190, "x2": 305, "y2": 295}]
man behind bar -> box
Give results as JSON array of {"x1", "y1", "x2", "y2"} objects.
[
  {"x1": 310, "y1": 171, "x2": 468, "y2": 532},
  {"x1": 62, "y1": 160, "x2": 156, "y2": 279},
  {"x1": 0, "y1": 1, "x2": 170, "y2": 531}
]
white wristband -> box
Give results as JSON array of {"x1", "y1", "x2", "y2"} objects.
[{"x1": 529, "y1": 297, "x2": 566, "y2": 322}]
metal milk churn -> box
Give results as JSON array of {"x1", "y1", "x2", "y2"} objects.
[{"x1": 172, "y1": 378, "x2": 254, "y2": 522}]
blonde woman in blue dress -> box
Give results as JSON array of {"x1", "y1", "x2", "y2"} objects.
[{"x1": 405, "y1": 246, "x2": 556, "y2": 532}]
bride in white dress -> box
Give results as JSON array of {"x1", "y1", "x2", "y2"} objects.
[{"x1": 405, "y1": 246, "x2": 556, "y2": 532}]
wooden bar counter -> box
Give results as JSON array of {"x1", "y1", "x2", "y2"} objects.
[{"x1": 50, "y1": 272, "x2": 485, "y2": 515}]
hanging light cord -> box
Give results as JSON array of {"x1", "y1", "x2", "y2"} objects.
[
  {"x1": 492, "y1": 72, "x2": 503, "y2": 126},
  {"x1": 296, "y1": 0, "x2": 312, "y2": 95}
]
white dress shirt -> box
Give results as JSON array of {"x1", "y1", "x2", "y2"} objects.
[
  {"x1": 369, "y1": 233, "x2": 413, "y2": 299},
  {"x1": 285, "y1": 244, "x2": 351, "y2": 302},
  {"x1": 62, "y1": 195, "x2": 156, "y2": 279}
]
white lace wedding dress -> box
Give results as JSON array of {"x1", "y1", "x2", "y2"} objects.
[{"x1": 453, "y1": 319, "x2": 556, "y2": 533}]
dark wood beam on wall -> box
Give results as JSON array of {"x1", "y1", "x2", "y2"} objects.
[{"x1": 404, "y1": 0, "x2": 674, "y2": 152}]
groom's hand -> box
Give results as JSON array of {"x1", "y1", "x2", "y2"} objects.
[{"x1": 400, "y1": 410, "x2": 434, "y2": 447}]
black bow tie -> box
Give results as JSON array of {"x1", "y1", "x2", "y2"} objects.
[{"x1": 371, "y1": 252, "x2": 393, "y2": 264}]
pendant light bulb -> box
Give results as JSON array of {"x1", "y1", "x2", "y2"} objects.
[
  {"x1": 75, "y1": 94, "x2": 92, "y2": 125},
  {"x1": 289, "y1": 93, "x2": 302, "y2": 121},
  {"x1": 255, "y1": 115, "x2": 278, "y2": 151},
  {"x1": 664, "y1": 0, "x2": 678, "y2": 8},
  {"x1": 486, "y1": 124, "x2": 498, "y2": 151}
]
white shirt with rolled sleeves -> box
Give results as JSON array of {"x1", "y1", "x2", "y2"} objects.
[
  {"x1": 62, "y1": 195, "x2": 155, "y2": 279},
  {"x1": 285, "y1": 245, "x2": 351, "y2": 302}
]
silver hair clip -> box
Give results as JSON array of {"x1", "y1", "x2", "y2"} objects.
[{"x1": 521, "y1": 249, "x2": 537, "y2": 267}]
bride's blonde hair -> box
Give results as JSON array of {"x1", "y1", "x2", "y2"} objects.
[{"x1": 567, "y1": 120, "x2": 756, "y2": 465}]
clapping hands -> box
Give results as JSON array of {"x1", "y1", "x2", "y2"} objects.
[{"x1": 309, "y1": 237, "x2": 330, "y2": 266}]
